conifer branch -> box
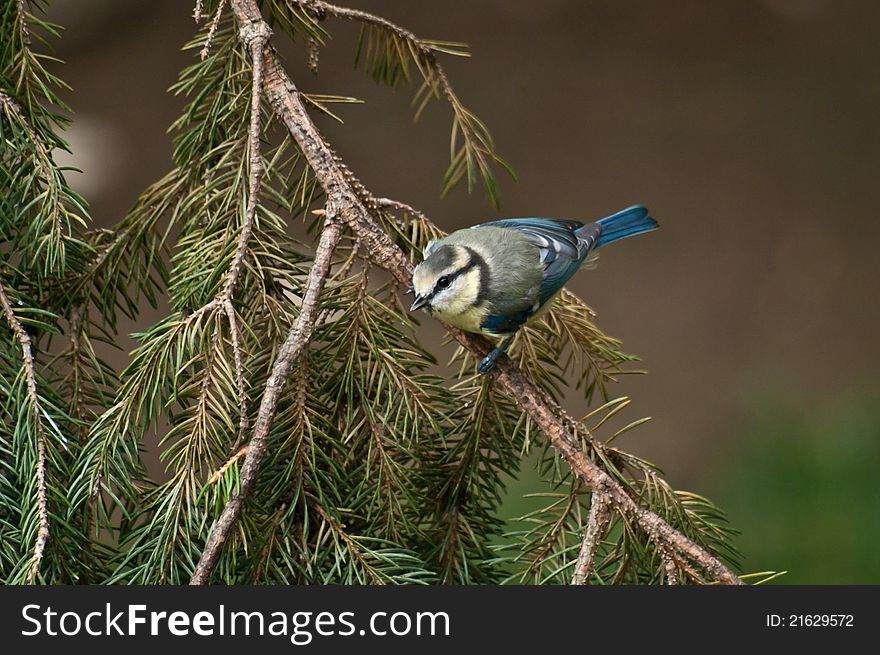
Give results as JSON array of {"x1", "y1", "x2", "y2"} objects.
[
  {"x1": 223, "y1": 16, "x2": 268, "y2": 297},
  {"x1": 294, "y1": 0, "x2": 438, "y2": 54},
  {"x1": 663, "y1": 549, "x2": 678, "y2": 585},
  {"x1": 190, "y1": 213, "x2": 343, "y2": 584},
  {"x1": 489, "y1": 374, "x2": 742, "y2": 584},
  {"x1": 375, "y1": 197, "x2": 429, "y2": 225},
  {"x1": 198, "y1": 0, "x2": 229, "y2": 61},
  {"x1": 222, "y1": 300, "x2": 248, "y2": 446},
  {"x1": 0, "y1": 89, "x2": 68, "y2": 267},
  {"x1": 218, "y1": 0, "x2": 743, "y2": 585},
  {"x1": 207, "y1": 446, "x2": 248, "y2": 485},
  {"x1": 289, "y1": 0, "x2": 510, "y2": 207},
  {"x1": 0, "y1": 281, "x2": 49, "y2": 584},
  {"x1": 14, "y1": 0, "x2": 29, "y2": 45},
  {"x1": 193, "y1": 0, "x2": 206, "y2": 22},
  {"x1": 572, "y1": 492, "x2": 611, "y2": 585},
  {"x1": 218, "y1": 15, "x2": 270, "y2": 448},
  {"x1": 312, "y1": 502, "x2": 385, "y2": 585}
]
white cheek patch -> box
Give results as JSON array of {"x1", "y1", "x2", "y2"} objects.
[{"x1": 436, "y1": 270, "x2": 481, "y2": 316}]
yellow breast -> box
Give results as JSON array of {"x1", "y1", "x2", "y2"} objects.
[{"x1": 432, "y1": 303, "x2": 489, "y2": 334}]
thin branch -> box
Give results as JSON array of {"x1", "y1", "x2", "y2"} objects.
[
  {"x1": 208, "y1": 446, "x2": 248, "y2": 485},
  {"x1": 223, "y1": 300, "x2": 248, "y2": 448},
  {"x1": 15, "y1": 0, "x2": 30, "y2": 45},
  {"x1": 218, "y1": 16, "x2": 271, "y2": 447},
  {"x1": 225, "y1": 19, "x2": 270, "y2": 446},
  {"x1": 297, "y1": 1, "x2": 431, "y2": 51},
  {"x1": 307, "y1": 37, "x2": 320, "y2": 75},
  {"x1": 193, "y1": 17, "x2": 271, "y2": 453},
  {"x1": 375, "y1": 197, "x2": 429, "y2": 230},
  {"x1": 0, "y1": 90, "x2": 65, "y2": 249},
  {"x1": 214, "y1": 0, "x2": 743, "y2": 585},
  {"x1": 527, "y1": 491, "x2": 579, "y2": 579},
  {"x1": 222, "y1": 16, "x2": 269, "y2": 297},
  {"x1": 572, "y1": 491, "x2": 611, "y2": 585},
  {"x1": 0, "y1": 281, "x2": 49, "y2": 584},
  {"x1": 190, "y1": 214, "x2": 343, "y2": 584},
  {"x1": 193, "y1": 1, "x2": 206, "y2": 22},
  {"x1": 291, "y1": 0, "x2": 507, "y2": 207},
  {"x1": 663, "y1": 549, "x2": 679, "y2": 585},
  {"x1": 294, "y1": 0, "x2": 467, "y2": 67},
  {"x1": 312, "y1": 502, "x2": 384, "y2": 584},
  {"x1": 199, "y1": 0, "x2": 229, "y2": 61},
  {"x1": 666, "y1": 550, "x2": 704, "y2": 584},
  {"x1": 253, "y1": 498, "x2": 289, "y2": 581},
  {"x1": 66, "y1": 304, "x2": 86, "y2": 429}
]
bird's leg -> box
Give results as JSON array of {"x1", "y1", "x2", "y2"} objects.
[{"x1": 478, "y1": 334, "x2": 515, "y2": 375}]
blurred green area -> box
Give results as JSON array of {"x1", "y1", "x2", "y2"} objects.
[
  {"x1": 499, "y1": 389, "x2": 880, "y2": 584},
  {"x1": 706, "y1": 389, "x2": 880, "y2": 584}
]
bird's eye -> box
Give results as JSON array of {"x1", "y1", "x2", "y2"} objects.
[{"x1": 436, "y1": 275, "x2": 452, "y2": 290}]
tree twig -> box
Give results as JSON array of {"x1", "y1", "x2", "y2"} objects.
[
  {"x1": 223, "y1": 301, "x2": 248, "y2": 448},
  {"x1": 204, "y1": 0, "x2": 743, "y2": 585},
  {"x1": 183, "y1": 15, "x2": 272, "y2": 453},
  {"x1": 221, "y1": 14, "x2": 270, "y2": 449},
  {"x1": 198, "y1": 0, "x2": 229, "y2": 61},
  {"x1": 572, "y1": 491, "x2": 611, "y2": 585},
  {"x1": 0, "y1": 90, "x2": 65, "y2": 248},
  {"x1": 0, "y1": 281, "x2": 50, "y2": 584},
  {"x1": 207, "y1": 446, "x2": 249, "y2": 485},
  {"x1": 293, "y1": 0, "x2": 465, "y2": 68},
  {"x1": 292, "y1": 0, "x2": 506, "y2": 206},
  {"x1": 14, "y1": 0, "x2": 30, "y2": 45},
  {"x1": 223, "y1": 16, "x2": 269, "y2": 298},
  {"x1": 375, "y1": 197, "x2": 430, "y2": 232},
  {"x1": 662, "y1": 549, "x2": 679, "y2": 585},
  {"x1": 190, "y1": 213, "x2": 342, "y2": 584}
]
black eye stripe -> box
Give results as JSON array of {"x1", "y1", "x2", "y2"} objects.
[
  {"x1": 430, "y1": 272, "x2": 458, "y2": 296},
  {"x1": 429, "y1": 260, "x2": 476, "y2": 298},
  {"x1": 463, "y1": 246, "x2": 490, "y2": 304}
]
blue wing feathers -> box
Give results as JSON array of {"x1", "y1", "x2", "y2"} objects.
[
  {"x1": 474, "y1": 218, "x2": 590, "y2": 305},
  {"x1": 475, "y1": 218, "x2": 584, "y2": 260},
  {"x1": 481, "y1": 309, "x2": 533, "y2": 335},
  {"x1": 473, "y1": 208, "x2": 657, "y2": 328}
]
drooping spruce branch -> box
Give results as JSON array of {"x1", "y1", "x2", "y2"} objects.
[
  {"x1": 191, "y1": 212, "x2": 342, "y2": 584},
  {"x1": 186, "y1": 0, "x2": 743, "y2": 585},
  {"x1": 0, "y1": 280, "x2": 49, "y2": 583},
  {"x1": 2, "y1": 0, "x2": 116, "y2": 584},
  {"x1": 283, "y1": 0, "x2": 512, "y2": 207}
]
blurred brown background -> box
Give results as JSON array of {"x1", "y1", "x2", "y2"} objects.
[{"x1": 48, "y1": 0, "x2": 880, "y2": 581}]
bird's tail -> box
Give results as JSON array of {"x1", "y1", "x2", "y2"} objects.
[{"x1": 589, "y1": 205, "x2": 658, "y2": 249}]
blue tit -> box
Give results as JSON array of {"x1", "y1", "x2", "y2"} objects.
[{"x1": 408, "y1": 205, "x2": 658, "y2": 374}]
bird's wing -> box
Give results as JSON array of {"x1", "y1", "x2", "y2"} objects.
[
  {"x1": 474, "y1": 218, "x2": 599, "y2": 304},
  {"x1": 476, "y1": 218, "x2": 584, "y2": 260}
]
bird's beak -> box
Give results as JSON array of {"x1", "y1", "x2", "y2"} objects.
[{"x1": 410, "y1": 295, "x2": 429, "y2": 312}]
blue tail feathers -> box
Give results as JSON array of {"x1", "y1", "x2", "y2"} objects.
[{"x1": 589, "y1": 205, "x2": 658, "y2": 249}]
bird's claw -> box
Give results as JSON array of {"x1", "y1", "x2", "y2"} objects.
[{"x1": 478, "y1": 352, "x2": 498, "y2": 375}]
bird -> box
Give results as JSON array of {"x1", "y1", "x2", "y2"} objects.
[{"x1": 408, "y1": 205, "x2": 658, "y2": 374}]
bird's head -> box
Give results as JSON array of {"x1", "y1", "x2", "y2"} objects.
[{"x1": 409, "y1": 244, "x2": 484, "y2": 317}]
